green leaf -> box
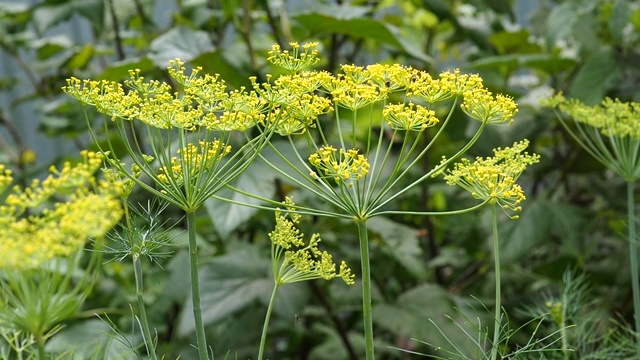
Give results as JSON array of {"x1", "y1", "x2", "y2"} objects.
[
  {"x1": 489, "y1": 29, "x2": 539, "y2": 54},
  {"x1": 33, "y1": 35, "x2": 72, "y2": 60},
  {"x1": 292, "y1": 5, "x2": 432, "y2": 63},
  {"x1": 569, "y1": 49, "x2": 621, "y2": 105},
  {"x1": 177, "y1": 244, "x2": 308, "y2": 336},
  {"x1": 32, "y1": 0, "x2": 104, "y2": 35},
  {"x1": 545, "y1": 0, "x2": 597, "y2": 48},
  {"x1": 96, "y1": 57, "x2": 156, "y2": 81},
  {"x1": 46, "y1": 319, "x2": 138, "y2": 360},
  {"x1": 468, "y1": 53, "x2": 577, "y2": 73},
  {"x1": 32, "y1": 3, "x2": 73, "y2": 35},
  {"x1": 204, "y1": 159, "x2": 276, "y2": 238},
  {"x1": 192, "y1": 51, "x2": 252, "y2": 95},
  {"x1": 500, "y1": 199, "x2": 587, "y2": 264},
  {"x1": 373, "y1": 284, "x2": 480, "y2": 357},
  {"x1": 366, "y1": 217, "x2": 425, "y2": 280},
  {"x1": 148, "y1": 26, "x2": 215, "y2": 67},
  {"x1": 66, "y1": 44, "x2": 94, "y2": 70},
  {"x1": 609, "y1": 0, "x2": 630, "y2": 44}
]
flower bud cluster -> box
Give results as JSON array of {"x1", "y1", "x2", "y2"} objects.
[
  {"x1": 0, "y1": 151, "x2": 122, "y2": 269},
  {"x1": 443, "y1": 140, "x2": 539, "y2": 218}
]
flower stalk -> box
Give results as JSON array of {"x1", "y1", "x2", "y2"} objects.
[{"x1": 357, "y1": 219, "x2": 375, "y2": 360}]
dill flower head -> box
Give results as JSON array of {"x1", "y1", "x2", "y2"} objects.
[
  {"x1": 64, "y1": 60, "x2": 262, "y2": 132},
  {"x1": 269, "y1": 197, "x2": 355, "y2": 285},
  {"x1": 461, "y1": 87, "x2": 518, "y2": 125},
  {"x1": 267, "y1": 42, "x2": 321, "y2": 73},
  {"x1": 408, "y1": 68, "x2": 483, "y2": 104},
  {"x1": 323, "y1": 76, "x2": 387, "y2": 111},
  {"x1": 0, "y1": 151, "x2": 122, "y2": 270},
  {"x1": 157, "y1": 140, "x2": 232, "y2": 185},
  {"x1": 443, "y1": 139, "x2": 540, "y2": 218},
  {"x1": 383, "y1": 102, "x2": 439, "y2": 131},
  {"x1": 542, "y1": 93, "x2": 640, "y2": 139},
  {"x1": 0, "y1": 164, "x2": 13, "y2": 194},
  {"x1": 309, "y1": 146, "x2": 370, "y2": 184},
  {"x1": 542, "y1": 93, "x2": 640, "y2": 180},
  {"x1": 364, "y1": 63, "x2": 416, "y2": 92}
]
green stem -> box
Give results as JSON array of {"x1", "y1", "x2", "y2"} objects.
[
  {"x1": 357, "y1": 220, "x2": 374, "y2": 360},
  {"x1": 133, "y1": 254, "x2": 159, "y2": 360},
  {"x1": 36, "y1": 334, "x2": 46, "y2": 360},
  {"x1": 627, "y1": 181, "x2": 640, "y2": 352},
  {"x1": 258, "y1": 283, "x2": 280, "y2": 360},
  {"x1": 187, "y1": 210, "x2": 210, "y2": 360},
  {"x1": 490, "y1": 204, "x2": 501, "y2": 360}
]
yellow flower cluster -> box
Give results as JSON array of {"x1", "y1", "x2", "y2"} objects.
[
  {"x1": 543, "y1": 93, "x2": 640, "y2": 139},
  {"x1": 325, "y1": 77, "x2": 388, "y2": 111},
  {"x1": 383, "y1": 102, "x2": 439, "y2": 131},
  {"x1": 0, "y1": 164, "x2": 13, "y2": 194},
  {"x1": 269, "y1": 197, "x2": 354, "y2": 285},
  {"x1": 0, "y1": 151, "x2": 122, "y2": 269},
  {"x1": 102, "y1": 162, "x2": 143, "y2": 199},
  {"x1": 63, "y1": 61, "x2": 264, "y2": 132},
  {"x1": 461, "y1": 87, "x2": 518, "y2": 125},
  {"x1": 157, "y1": 140, "x2": 232, "y2": 185},
  {"x1": 407, "y1": 69, "x2": 482, "y2": 103},
  {"x1": 267, "y1": 42, "x2": 321, "y2": 73},
  {"x1": 309, "y1": 146, "x2": 370, "y2": 183},
  {"x1": 443, "y1": 140, "x2": 540, "y2": 217}
]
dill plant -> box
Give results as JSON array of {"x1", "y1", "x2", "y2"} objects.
[
  {"x1": 62, "y1": 41, "x2": 539, "y2": 359},
  {"x1": 64, "y1": 63, "x2": 277, "y2": 360},
  {"x1": 543, "y1": 94, "x2": 640, "y2": 354},
  {"x1": 0, "y1": 151, "x2": 122, "y2": 359},
  {"x1": 223, "y1": 42, "x2": 529, "y2": 360}
]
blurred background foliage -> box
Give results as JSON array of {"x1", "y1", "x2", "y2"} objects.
[{"x1": 1, "y1": 0, "x2": 640, "y2": 359}]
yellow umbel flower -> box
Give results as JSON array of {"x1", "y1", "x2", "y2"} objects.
[
  {"x1": 157, "y1": 140, "x2": 232, "y2": 185},
  {"x1": 443, "y1": 140, "x2": 540, "y2": 218},
  {"x1": 364, "y1": 63, "x2": 417, "y2": 92},
  {"x1": 323, "y1": 77, "x2": 387, "y2": 111},
  {"x1": 270, "y1": 197, "x2": 355, "y2": 285},
  {"x1": 0, "y1": 151, "x2": 122, "y2": 270},
  {"x1": 461, "y1": 87, "x2": 518, "y2": 125},
  {"x1": 267, "y1": 42, "x2": 321, "y2": 73},
  {"x1": 383, "y1": 102, "x2": 439, "y2": 131},
  {"x1": 408, "y1": 69, "x2": 483, "y2": 103},
  {"x1": 309, "y1": 146, "x2": 370, "y2": 183},
  {"x1": 542, "y1": 93, "x2": 640, "y2": 181},
  {"x1": 0, "y1": 164, "x2": 13, "y2": 194},
  {"x1": 545, "y1": 93, "x2": 640, "y2": 139}
]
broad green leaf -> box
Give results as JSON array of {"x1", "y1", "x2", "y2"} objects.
[
  {"x1": 204, "y1": 159, "x2": 276, "y2": 238},
  {"x1": 32, "y1": 0, "x2": 104, "y2": 35},
  {"x1": 372, "y1": 283, "x2": 480, "y2": 358},
  {"x1": 366, "y1": 217, "x2": 425, "y2": 280},
  {"x1": 46, "y1": 319, "x2": 138, "y2": 360},
  {"x1": 500, "y1": 199, "x2": 587, "y2": 264},
  {"x1": 469, "y1": 53, "x2": 577, "y2": 73},
  {"x1": 33, "y1": 35, "x2": 72, "y2": 60},
  {"x1": 66, "y1": 44, "x2": 94, "y2": 70},
  {"x1": 545, "y1": 0, "x2": 597, "y2": 48},
  {"x1": 149, "y1": 26, "x2": 215, "y2": 67},
  {"x1": 96, "y1": 57, "x2": 156, "y2": 81},
  {"x1": 177, "y1": 244, "x2": 308, "y2": 336},
  {"x1": 292, "y1": 6, "x2": 432, "y2": 63},
  {"x1": 569, "y1": 50, "x2": 621, "y2": 105},
  {"x1": 630, "y1": 8, "x2": 640, "y2": 30},
  {"x1": 32, "y1": 3, "x2": 73, "y2": 35},
  {"x1": 609, "y1": 0, "x2": 630, "y2": 44},
  {"x1": 308, "y1": 323, "x2": 368, "y2": 359},
  {"x1": 192, "y1": 50, "x2": 252, "y2": 92},
  {"x1": 489, "y1": 29, "x2": 539, "y2": 54}
]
